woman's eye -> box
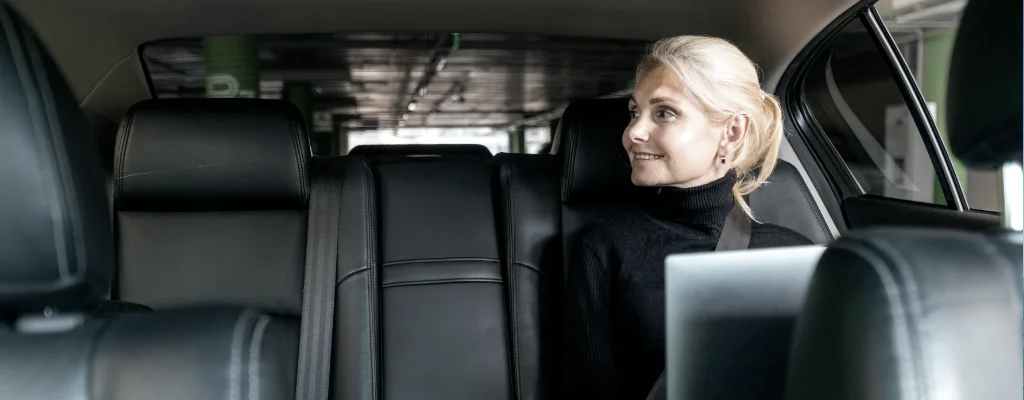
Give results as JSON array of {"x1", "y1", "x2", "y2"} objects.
[
  {"x1": 655, "y1": 109, "x2": 676, "y2": 119},
  {"x1": 628, "y1": 110, "x2": 640, "y2": 119}
]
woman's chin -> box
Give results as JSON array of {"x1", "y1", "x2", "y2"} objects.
[{"x1": 630, "y1": 174, "x2": 659, "y2": 187}]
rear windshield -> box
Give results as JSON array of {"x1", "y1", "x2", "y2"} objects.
[{"x1": 142, "y1": 33, "x2": 648, "y2": 155}]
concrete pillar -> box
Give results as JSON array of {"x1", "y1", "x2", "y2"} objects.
[
  {"x1": 204, "y1": 35, "x2": 259, "y2": 98},
  {"x1": 284, "y1": 82, "x2": 323, "y2": 153},
  {"x1": 335, "y1": 124, "x2": 349, "y2": 155},
  {"x1": 920, "y1": 28, "x2": 965, "y2": 205},
  {"x1": 509, "y1": 127, "x2": 526, "y2": 154}
]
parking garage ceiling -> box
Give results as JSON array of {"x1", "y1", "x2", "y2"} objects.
[{"x1": 143, "y1": 33, "x2": 649, "y2": 131}]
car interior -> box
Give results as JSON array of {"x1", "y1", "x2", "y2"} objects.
[{"x1": 0, "y1": 0, "x2": 1020, "y2": 399}]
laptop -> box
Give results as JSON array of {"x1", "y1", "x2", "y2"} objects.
[{"x1": 663, "y1": 245, "x2": 825, "y2": 399}]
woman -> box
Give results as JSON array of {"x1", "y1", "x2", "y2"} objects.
[{"x1": 562, "y1": 36, "x2": 812, "y2": 399}]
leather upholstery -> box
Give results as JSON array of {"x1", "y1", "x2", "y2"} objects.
[
  {"x1": 749, "y1": 161, "x2": 833, "y2": 244},
  {"x1": 115, "y1": 99, "x2": 311, "y2": 211},
  {"x1": 332, "y1": 152, "x2": 560, "y2": 400},
  {"x1": 557, "y1": 98, "x2": 635, "y2": 204},
  {"x1": 495, "y1": 153, "x2": 563, "y2": 399},
  {"x1": 350, "y1": 143, "x2": 492, "y2": 162},
  {"x1": 0, "y1": 6, "x2": 112, "y2": 313},
  {"x1": 117, "y1": 210, "x2": 307, "y2": 314},
  {"x1": 946, "y1": 0, "x2": 1022, "y2": 167},
  {"x1": 332, "y1": 155, "x2": 383, "y2": 400},
  {"x1": 0, "y1": 7, "x2": 298, "y2": 400},
  {"x1": 785, "y1": 229, "x2": 1023, "y2": 400},
  {"x1": 113, "y1": 100, "x2": 311, "y2": 314},
  {"x1": 0, "y1": 307, "x2": 297, "y2": 400}
]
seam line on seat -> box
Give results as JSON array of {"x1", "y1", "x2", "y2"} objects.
[
  {"x1": 382, "y1": 277, "x2": 503, "y2": 288},
  {"x1": 248, "y1": 315, "x2": 271, "y2": 400},
  {"x1": 338, "y1": 267, "x2": 368, "y2": 285},
  {"x1": 503, "y1": 162, "x2": 523, "y2": 400},
  {"x1": 793, "y1": 167, "x2": 832, "y2": 242},
  {"x1": 383, "y1": 258, "x2": 500, "y2": 267}
]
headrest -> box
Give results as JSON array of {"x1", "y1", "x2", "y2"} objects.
[
  {"x1": 947, "y1": 0, "x2": 1022, "y2": 168},
  {"x1": 350, "y1": 144, "x2": 492, "y2": 162},
  {"x1": 0, "y1": 6, "x2": 113, "y2": 313},
  {"x1": 114, "y1": 99, "x2": 311, "y2": 211},
  {"x1": 557, "y1": 98, "x2": 633, "y2": 203}
]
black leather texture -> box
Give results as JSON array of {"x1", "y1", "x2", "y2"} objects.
[
  {"x1": 117, "y1": 210, "x2": 307, "y2": 315},
  {"x1": 557, "y1": 98, "x2": 635, "y2": 204},
  {"x1": 350, "y1": 144, "x2": 492, "y2": 162},
  {"x1": 785, "y1": 228, "x2": 1023, "y2": 400},
  {"x1": 0, "y1": 6, "x2": 113, "y2": 312},
  {"x1": 946, "y1": 0, "x2": 1022, "y2": 167},
  {"x1": 0, "y1": 307, "x2": 298, "y2": 400},
  {"x1": 496, "y1": 153, "x2": 563, "y2": 400},
  {"x1": 749, "y1": 161, "x2": 833, "y2": 244},
  {"x1": 114, "y1": 99, "x2": 311, "y2": 211},
  {"x1": 332, "y1": 156, "x2": 383, "y2": 400},
  {"x1": 377, "y1": 162, "x2": 500, "y2": 261}
]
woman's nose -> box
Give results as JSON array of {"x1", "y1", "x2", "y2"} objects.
[{"x1": 626, "y1": 122, "x2": 649, "y2": 143}]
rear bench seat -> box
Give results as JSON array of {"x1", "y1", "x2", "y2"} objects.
[
  {"x1": 331, "y1": 145, "x2": 562, "y2": 400},
  {"x1": 113, "y1": 99, "x2": 310, "y2": 316}
]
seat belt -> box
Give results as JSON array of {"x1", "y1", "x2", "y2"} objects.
[
  {"x1": 645, "y1": 204, "x2": 751, "y2": 400},
  {"x1": 295, "y1": 159, "x2": 343, "y2": 400}
]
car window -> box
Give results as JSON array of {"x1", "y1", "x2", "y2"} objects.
[
  {"x1": 799, "y1": 16, "x2": 951, "y2": 206},
  {"x1": 141, "y1": 33, "x2": 647, "y2": 156},
  {"x1": 879, "y1": 3, "x2": 1001, "y2": 212}
]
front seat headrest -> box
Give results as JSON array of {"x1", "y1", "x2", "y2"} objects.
[
  {"x1": 557, "y1": 98, "x2": 634, "y2": 203},
  {"x1": 947, "y1": 0, "x2": 1023, "y2": 168},
  {"x1": 0, "y1": 6, "x2": 113, "y2": 313},
  {"x1": 114, "y1": 99, "x2": 311, "y2": 211}
]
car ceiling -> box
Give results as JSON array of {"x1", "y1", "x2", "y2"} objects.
[{"x1": 10, "y1": 0, "x2": 859, "y2": 125}]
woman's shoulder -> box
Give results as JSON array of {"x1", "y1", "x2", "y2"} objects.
[{"x1": 749, "y1": 222, "x2": 815, "y2": 247}]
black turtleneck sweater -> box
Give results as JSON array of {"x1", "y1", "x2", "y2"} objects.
[{"x1": 562, "y1": 173, "x2": 812, "y2": 399}]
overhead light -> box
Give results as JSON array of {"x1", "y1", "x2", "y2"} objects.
[
  {"x1": 398, "y1": 121, "x2": 406, "y2": 127},
  {"x1": 402, "y1": 113, "x2": 409, "y2": 120},
  {"x1": 435, "y1": 56, "x2": 447, "y2": 72},
  {"x1": 408, "y1": 102, "x2": 418, "y2": 111},
  {"x1": 418, "y1": 87, "x2": 428, "y2": 97}
]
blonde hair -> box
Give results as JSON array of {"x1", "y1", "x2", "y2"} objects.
[{"x1": 636, "y1": 35, "x2": 784, "y2": 220}]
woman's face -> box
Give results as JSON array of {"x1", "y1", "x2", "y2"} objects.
[{"x1": 623, "y1": 66, "x2": 728, "y2": 188}]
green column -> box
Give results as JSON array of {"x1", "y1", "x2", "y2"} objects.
[
  {"x1": 204, "y1": 35, "x2": 259, "y2": 98},
  {"x1": 509, "y1": 127, "x2": 526, "y2": 154},
  {"x1": 920, "y1": 29, "x2": 965, "y2": 204}
]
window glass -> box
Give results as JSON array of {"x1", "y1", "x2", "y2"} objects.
[
  {"x1": 141, "y1": 33, "x2": 647, "y2": 156},
  {"x1": 880, "y1": 1, "x2": 1000, "y2": 212},
  {"x1": 800, "y1": 16, "x2": 948, "y2": 205}
]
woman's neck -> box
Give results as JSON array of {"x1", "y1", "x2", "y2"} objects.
[{"x1": 641, "y1": 171, "x2": 736, "y2": 227}]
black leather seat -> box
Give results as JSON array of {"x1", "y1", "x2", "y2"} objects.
[
  {"x1": 330, "y1": 149, "x2": 561, "y2": 400},
  {"x1": 785, "y1": 0, "x2": 1022, "y2": 398},
  {"x1": 0, "y1": 7, "x2": 296, "y2": 400},
  {"x1": 112, "y1": 99, "x2": 311, "y2": 316},
  {"x1": 349, "y1": 143, "x2": 493, "y2": 162},
  {"x1": 554, "y1": 98, "x2": 833, "y2": 266}
]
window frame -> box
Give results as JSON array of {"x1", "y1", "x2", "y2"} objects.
[{"x1": 780, "y1": 5, "x2": 968, "y2": 211}]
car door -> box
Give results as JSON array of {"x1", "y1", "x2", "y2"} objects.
[{"x1": 777, "y1": 2, "x2": 1000, "y2": 233}]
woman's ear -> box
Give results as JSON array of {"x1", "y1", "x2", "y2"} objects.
[{"x1": 724, "y1": 114, "x2": 750, "y2": 152}]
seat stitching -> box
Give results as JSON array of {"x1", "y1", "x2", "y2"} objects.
[
  {"x1": 383, "y1": 258, "x2": 500, "y2": 266},
  {"x1": 840, "y1": 239, "x2": 919, "y2": 399},
  {"x1": 362, "y1": 161, "x2": 380, "y2": 400},
  {"x1": 791, "y1": 166, "x2": 832, "y2": 242},
  {"x1": 115, "y1": 110, "x2": 134, "y2": 208},
  {"x1": 337, "y1": 267, "x2": 368, "y2": 285},
  {"x1": 248, "y1": 315, "x2": 271, "y2": 400},
  {"x1": 504, "y1": 162, "x2": 522, "y2": 400},
  {"x1": 288, "y1": 119, "x2": 306, "y2": 203},
  {"x1": 229, "y1": 309, "x2": 257, "y2": 400},
  {"x1": 381, "y1": 277, "x2": 504, "y2": 288}
]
